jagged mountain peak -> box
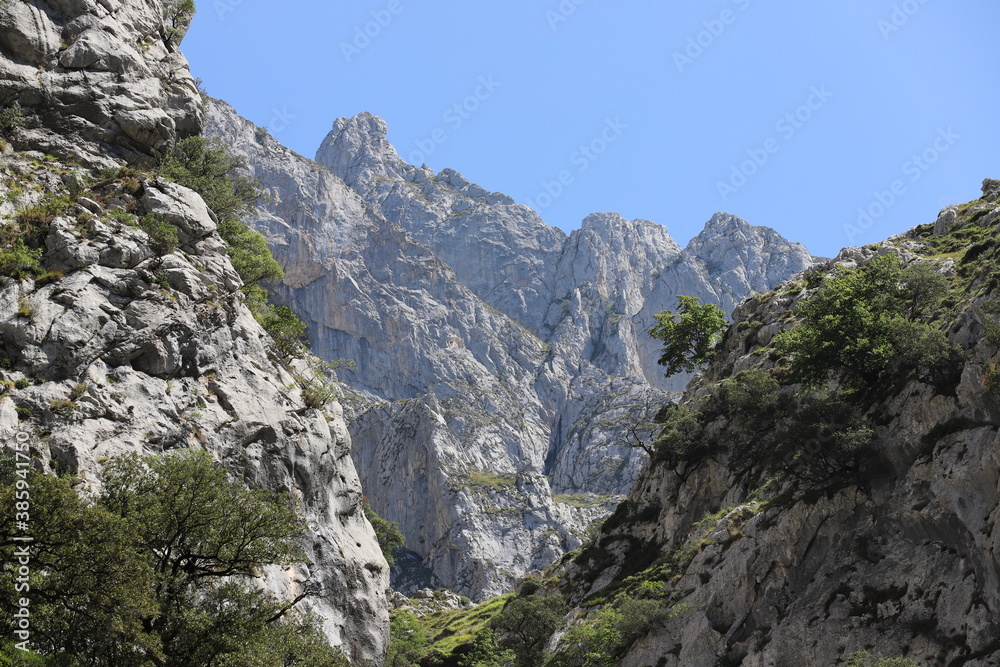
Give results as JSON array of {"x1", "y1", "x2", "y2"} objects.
[
  {"x1": 317, "y1": 112, "x2": 402, "y2": 182},
  {"x1": 694, "y1": 211, "x2": 778, "y2": 240}
]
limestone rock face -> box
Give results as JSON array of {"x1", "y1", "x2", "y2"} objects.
[
  {"x1": 207, "y1": 102, "x2": 814, "y2": 599},
  {"x1": 0, "y1": 155, "x2": 389, "y2": 662},
  {"x1": 554, "y1": 236, "x2": 1000, "y2": 666},
  {"x1": 0, "y1": 0, "x2": 203, "y2": 166},
  {"x1": 0, "y1": 4, "x2": 389, "y2": 660},
  {"x1": 0, "y1": 157, "x2": 389, "y2": 661}
]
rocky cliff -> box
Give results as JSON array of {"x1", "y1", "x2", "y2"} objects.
[
  {"x1": 0, "y1": 1, "x2": 388, "y2": 662},
  {"x1": 206, "y1": 102, "x2": 814, "y2": 600},
  {"x1": 547, "y1": 181, "x2": 1000, "y2": 666}
]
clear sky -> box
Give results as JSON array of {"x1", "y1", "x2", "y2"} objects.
[{"x1": 183, "y1": 0, "x2": 999, "y2": 259}]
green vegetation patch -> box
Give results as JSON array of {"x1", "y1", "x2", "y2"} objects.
[
  {"x1": 458, "y1": 469, "x2": 518, "y2": 495},
  {"x1": 392, "y1": 594, "x2": 513, "y2": 665}
]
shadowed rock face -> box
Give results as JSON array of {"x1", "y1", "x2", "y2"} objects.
[
  {"x1": 207, "y1": 101, "x2": 815, "y2": 600},
  {"x1": 0, "y1": 4, "x2": 389, "y2": 662},
  {"x1": 0, "y1": 0, "x2": 203, "y2": 166}
]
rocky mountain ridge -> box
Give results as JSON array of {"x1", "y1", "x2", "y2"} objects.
[
  {"x1": 0, "y1": 0, "x2": 388, "y2": 661},
  {"x1": 206, "y1": 102, "x2": 815, "y2": 600}
]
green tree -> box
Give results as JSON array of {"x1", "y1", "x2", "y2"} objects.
[
  {"x1": 459, "y1": 630, "x2": 515, "y2": 667},
  {"x1": 774, "y1": 255, "x2": 956, "y2": 388},
  {"x1": 491, "y1": 594, "x2": 568, "y2": 667},
  {"x1": 387, "y1": 612, "x2": 428, "y2": 667},
  {"x1": 648, "y1": 296, "x2": 727, "y2": 376},
  {"x1": 0, "y1": 451, "x2": 342, "y2": 666},
  {"x1": 258, "y1": 304, "x2": 309, "y2": 360},
  {"x1": 163, "y1": 0, "x2": 196, "y2": 47},
  {"x1": 650, "y1": 403, "x2": 711, "y2": 474},
  {"x1": 544, "y1": 597, "x2": 665, "y2": 667},
  {"x1": 364, "y1": 502, "x2": 404, "y2": 567},
  {"x1": 0, "y1": 474, "x2": 158, "y2": 663}
]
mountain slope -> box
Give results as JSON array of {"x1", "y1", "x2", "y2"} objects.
[
  {"x1": 546, "y1": 182, "x2": 1000, "y2": 666},
  {"x1": 207, "y1": 101, "x2": 814, "y2": 599}
]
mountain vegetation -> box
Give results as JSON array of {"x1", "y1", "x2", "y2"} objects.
[{"x1": 0, "y1": 451, "x2": 350, "y2": 666}]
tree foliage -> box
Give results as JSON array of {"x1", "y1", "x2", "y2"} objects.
[
  {"x1": 543, "y1": 596, "x2": 665, "y2": 667},
  {"x1": 257, "y1": 304, "x2": 309, "y2": 360},
  {"x1": 774, "y1": 255, "x2": 957, "y2": 388},
  {"x1": 649, "y1": 296, "x2": 726, "y2": 376},
  {"x1": 458, "y1": 630, "x2": 515, "y2": 667},
  {"x1": 490, "y1": 593, "x2": 568, "y2": 667},
  {"x1": 158, "y1": 136, "x2": 283, "y2": 294},
  {"x1": 364, "y1": 502, "x2": 404, "y2": 567},
  {"x1": 386, "y1": 612, "x2": 428, "y2": 667},
  {"x1": 157, "y1": 136, "x2": 309, "y2": 359},
  {"x1": 0, "y1": 451, "x2": 342, "y2": 666}
]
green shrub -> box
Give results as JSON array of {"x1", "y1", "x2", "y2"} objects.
[
  {"x1": 459, "y1": 630, "x2": 515, "y2": 667},
  {"x1": 544, "y1": 595, "x2": 665, "y2": 667},
  {"x1": 846, "y1": 650, "x2": 919, "y2": 667},
  {"x1": 48, "y1": 400, "x2": 76, "y2": 418},
  {"x1": 16, "y1": 193, "x2": 71, "y2": 231},
  {"x1": 387, "y1": 612, "x2": 428, "y2": 667},
  {"x1": 771, "y1": 390, "x2": 875, "y2": 484},
  {"x1": 0, "y1": 241, "x2": 43, "y2": 280},
  {"x1": 218, "y1": 219, "x2": 284, "y2": 288},
  {"x1": 0, "y1": 103, "x2": 26, "y2": 136},
  {"x1": 157, "y1": 137, "x2": 282, "y2": 291},
  {"x1": 158, "y1": 137, "x2": 263, "y2": 230},
  {"x1": 491, "y1": 594, "x2": 569, "y2": 667},
  {"x1": 651, "y1": 403, "x2": 711, "y2": 472},
  {"x1": 899, "y1": 261, "x2": 950, "y2": 318},
  {"x1": 704, "y1": 368, "x2": 779, "y2": 417},
  {"x1": 15, "y1": 297, "x2": 33, "y2": 319},
  {"x1": 364, "y1": 502, "x2": 404, "y2": 566},
  {"x1": 293, "y1": 357, "x2": 354, "y2": 410},
  {"x1": 139, "y1": 214, "x2": 179, "y2": 254}
]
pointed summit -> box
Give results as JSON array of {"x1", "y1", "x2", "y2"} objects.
[{"x1": 316, "y1": 112, "x2": 403, "y2": 185}]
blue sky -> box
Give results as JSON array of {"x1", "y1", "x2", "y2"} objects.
[{"x1": 183, "y1": 0, "x2": 999, "y2": 259}]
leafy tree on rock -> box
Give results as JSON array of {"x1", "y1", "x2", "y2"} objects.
[
  {"x1": 648, "y1": 296, "x2": 727, "y2": 376},
  {"x1": 0, "y1": 451, "x2": 343, "y2": 666}
]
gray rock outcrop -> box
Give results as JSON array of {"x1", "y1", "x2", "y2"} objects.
[
  {"x1": 0, "y1": 0, "x2": 202, "y2": 166},
  {"x1": 206, "y1": 102, "x2": 814, "y2": 599},
  {"x1": 552, "y1": 222, "x2": 1000, "y2": 666}
]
